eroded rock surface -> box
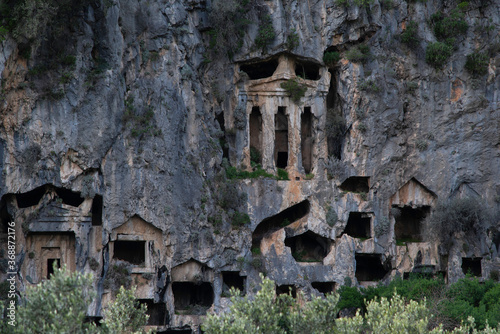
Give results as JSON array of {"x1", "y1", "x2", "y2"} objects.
[{"x1": 1, "y1": 0, "x2": 500, "y2": 331}]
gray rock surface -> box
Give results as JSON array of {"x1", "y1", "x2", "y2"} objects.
[{"x1": 1, "y1": 0, "x2": 499, "y2": 331}]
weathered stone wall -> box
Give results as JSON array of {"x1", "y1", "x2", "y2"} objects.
[{"x1": 1, "y1": 0, "x2": 500, "y2": 332}]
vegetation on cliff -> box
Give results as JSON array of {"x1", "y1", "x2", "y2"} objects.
[{"x1": 202, "y1": 274, "x2": 500, "y2": 333}]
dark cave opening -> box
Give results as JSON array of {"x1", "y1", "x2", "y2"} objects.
[
  {"x1": 91, "y1": 195, "x2": 103, "y2": 226},
  {"x1": 393, "y1": 206, "x2": 430, "y2": 242},
  {"x1": 275, "y1": 107, "x2": 288, "y2": 169},
  {"x1": 301, "y1": 107, "x2": 313, "y2": 174},
  {"x1": 47, "y1": 258, "x2": 61, "y2": 278},
  {"x1": 0, "y1": 198, "x2": 12, "y2": 234},
  {"x1": 492, "y1": 231, "x2": 500, "y2": 253},
  {"x1": 276, "y1": 284, "x2": 297, "y2": 298},
  {"x1": 403, "y1": 265, "x2": 436, "y2": 280},
  {"x1": 216, "y1": 112, "x2": 229, "y2": 160},
  {"x1": 355, "y1": 254, "x2": 389, "y2": 281},
  {"x1": 16, "y1": 185, "x2": 46, "y2": 208},
  {"x1": 172, "y1": 282, "x2": 214, "y2": 313},
  {"x1": 326, "y1": 69, "x2": 345, "y2": 160},
  {"x1": 252, "y1": 199, "x2": 310, "y2": 248},
  {"x1": 250, "y1": 107, "x2": 262, "y2": 165},
  {"x1": 158, "y1": 328, "x2": 192, "y2": 334},
  {"x1": 339, "y1": 177, "x2": 370, "y2": 193},
  {"x1": 113, "y1": 240, "x2": 145, "y2": 265},
  {"x1": 312, "y1": 282, "x2": 336, "y2": 295},
  {"x1": 462, "y1": 257, "x2": 482, "y2": 277},
  {"x1": 343, "y1": 212, "x2": 371, "y2": 239},
  {"x1": 295, "y1": 60, "x2": 320, "y2": 80},
  {"x1": 55, "y1": 187, "x2": 84, "y2": 207},
  {"x1": 240, "y1": 58, "x2": 279, "y2": 80},
  {"x1": 138, "y1": 299, "x2": 168, "y2": 326},
  {"x1": 222, "y1": 271, "x2": 246, "y2": 295},
  {"x1": 285, "y1": 230, "x2": 330, "y2": 262}
]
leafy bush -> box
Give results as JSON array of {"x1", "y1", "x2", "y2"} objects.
[
  {"x1": 202, "y1": 274, "x2": 340, "y2": 334},
  {"x1": 425, "y1": 42, "x2": 453, "y2": 68},
  {"x1": 345, "y1": 44, "x2": 371, "y2": 63},
  {"x1": 0, "y1": 265, "x2": 151, "y2": 333},
  {"x1": 250, "y1": 146, "x2": 261, "y2": 166},
  {"x1": 276, "y1": 168, "x2": 289, "y2": 180},
  {"x1": 359, "y1": 79, "x2": 381, "y2": 93},
  {"x1": 323, "y1": 51, "x2": 340, "y2": 67},
  {"x1": 424, "y1": 197, "x2": 495, "y2": 254},
  {"x1": 325, "y1": 156, "x2": 347, "y2": 180},
  {"x1": 280, "y1": 78, "x2": 307, "y2": 103},
  {"x1": 101, "y1": 286, "x2": 151, "y2": 334},
  {"x1": 231, "y1": 210, "x2": 250, "y2": 228},
  {"x1": 255, "y1": 14, "x2": 276, "y2": 50},
  {"x1": 431, "y1": 9, "x2": 468, "y2": 41},
  {"x1": 104, "y1": 262, "x2": 132, "y2": 292},
  {"x1": 465, "y1": 52, "x2": 489, "y2": 76},
  {"x1": 326, "y1": 206, "x2": 338, "y2": 227},
  {"x1": 208, "y1": 0, "x2": 255, "y2": 57},
  {"x1": 400, "y1": 21, "x2": 420, "y2": 48},
  {"x1": 202, "y1": 275, "x2": 500, "y2": 334},
  {"x1": 286, "y1": 28, "x2": 299, "y2": 50},
  {"x1": 216, "y1": 179, "x2": 247, "y2": 210}
]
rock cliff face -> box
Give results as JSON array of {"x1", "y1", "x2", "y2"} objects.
[{"x1": 1, "y1": 0, "x2": 500, "y2": 331}]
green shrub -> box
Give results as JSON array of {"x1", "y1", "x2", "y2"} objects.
[
  {"x1": 424, "y1": 197, "x2": 496, "y2": 254},
  {"x1": 225, "y1": 164, "x2": 275, "y2": 180},
  {"x1": 359, "y1": 79, "x2": 381, "y2": 93},
  {"x1": 431, "y1": 9, "x2": 468, "y2": 41},
  {"x1": 11, "y1": 265, "x2": 95, "y2": 333},
  {"x1": 465, "y1": 52, "x2": 489, "y2": 76},
  {"x1": 276, "y1": 168, "x2": 289, "y2": 180},
  {"x1": 325, "y1": 156, "x2": 347, "y2": 180},
  {"x1": 326, "y1": 206, "x2": 338, "y2": 227},
  {"x1": 400, "y1": 21, "x2": 419, "y2": 48},
  {"x1": 104, "y1": 263, "x2": 132, "y2": 292},
  {"x1": 416, "y1": 139, "x2": 428, "y2": 151},
  {"x1": 425, "y1": 42, "x2": 453, "y2": 68},
  {"x1": 101, "y1": 286, "x2": 151, "y2": 334},
  {"x1": 280, "y1": 78, "x2": 307, "y2": 103},
  {"x1": 255, "y1": 14, "x2": 275, "y2": 50},
  {"x1": 202, "y1": 274, "x2": 340, "y2": 334},
  {"x1": 323, "y1": 51, "x2": 340, "y2": 67},
  {"x1": 345, "y1": 44, "x2": 370, "y2": 63},
  {"x1": 231, "y1": 211, "x2": 250, "y2": 228},
  {"x1": 250, "y1": 146, "x2": 261, "y2": 166},
  {"x1": 457, "y1": 1, "x2": 469, "y2": 11},
  {"x1": 208, "y1": 0, "x2": 255, "y2": 57},
  {"x1": 286, "y1": 28, "x2": 299, "y2": 50}
]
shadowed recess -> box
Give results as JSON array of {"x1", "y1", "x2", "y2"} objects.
[
  {"x1": 252, "y1": 199, "x2": 310, "y2": 248},
  {"x1": 222, "y1": 271, "x2": 246, "y2": 295},
  {"x1": 172, "y1": 282, "x2": 214, "y2": 314},
  {"x1": 462, "y1": 257, "x2": 481, "y2": 277},
  {"x1": 394, "y1": 205, "x2": 430, "y2": 242},
  {"x1": 343, "y1": 212, "x2": 371, "y2": 239},
  {"x1": 276, "y1": 284, "x2": 297, "y2": 298},
  {"x1": 355, "y1": 253, "x2": 390, "y2": 281},
  {"x1": 295, "y1": 60, "x2": 320, "y2": 80},
  {"x1": 312, "y1": 282, "x2": 336, "y2": 295},
  {"x1": 113, "y1": 240, "x2": 145, "y2": 265},
  {"x1": 339, "y1": 176, "x2": 370, "y2": 193},
  {"x1": 285, "y1": 230, "x2": 330, "y2": 262},
  {"x1": 55, "y1": 187, "x2": 84, "y2": 207},
  {"x1": 16, "y1": 185, "x2": 46, "y2": 208},
  {"x1": 137, "y1": 299, "x2": 168, "y2": 326},
  {"x1": 240, "y1": 58, "x2": 279, "y2": 79}
]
